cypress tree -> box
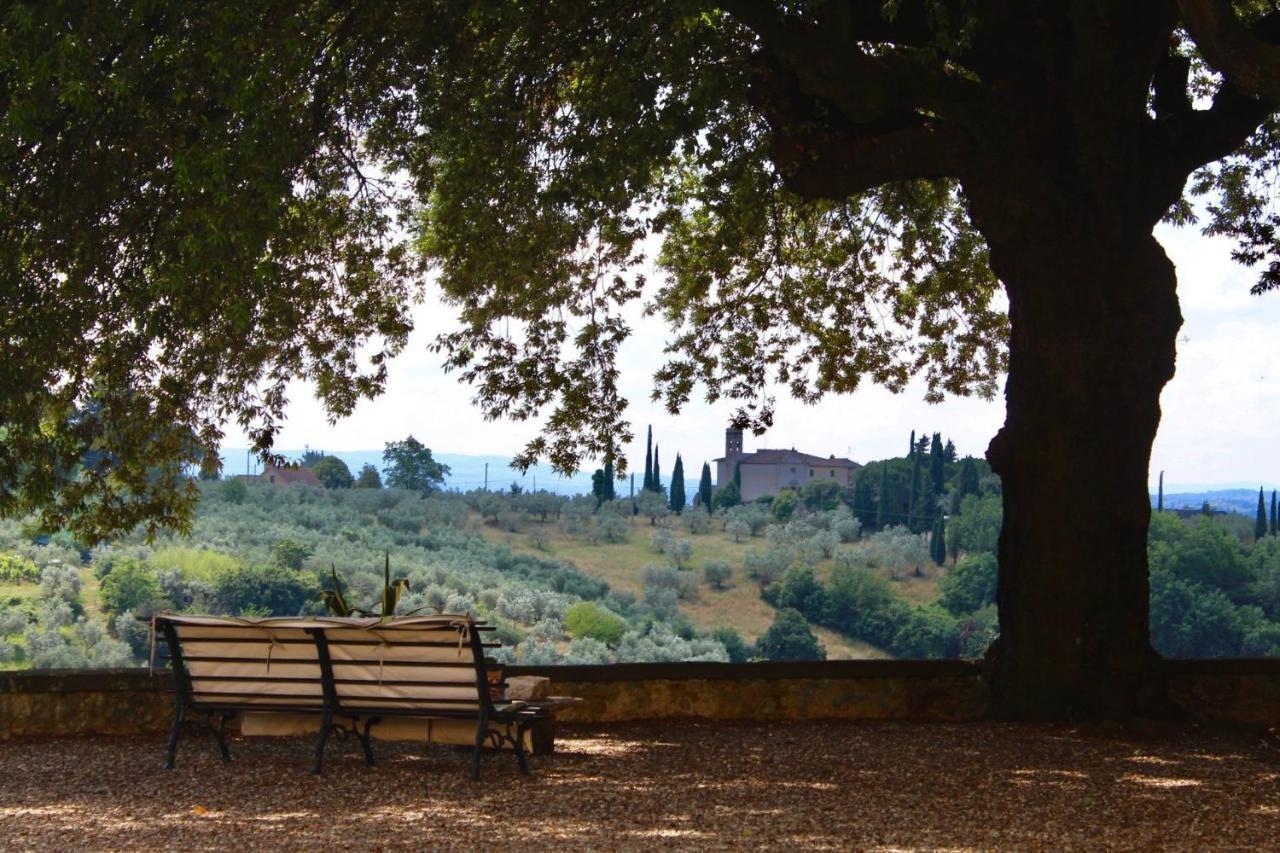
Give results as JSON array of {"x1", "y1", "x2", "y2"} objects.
[
  {"x1": 930, "y1": 515, "x2": 946, "y2": 566},
  {"x1": 851, "y1": 473, "x2": 875, "y2": 528},
  {"x1": 643, "y1": 426, "x2": 653, "y2": 492},
  {"x1": 959, "y1": 457, "x2": 980, "y2": 497},
  {"x1": 603, "y1": 457, "x2": 615, "y2": 501},
  {"x1": 908, "y1": 430, "x2": 916, "y2": 459},
  {"x1": 670, "y1": 454, "x2": 686, "y2": 512},
  {"x1": 876, "y1": 465, "x2": 891, "y2": 530},
  {"x1": 733, "y1": 461, "x2": 741, "y2": 490},
  {"x1": 1271, "y1": 490, "x2": 1277, "y2": 536},
  {"x1": 1157, "y1": 470, "x2": 1163, "y2": 512},
  {"x1": 698, "y1": 462, "x2": 713, "y2": 510},
  {"x1": 943, "y1": 438, "x2": 957, "y2": 463},
  {"x1": 652, "y1": 444, "x2": 662, "y2": 493},
  {"x1": 929, "y1": 432, "x2": 945, "y2": 495},
  {"x1": 1257, "y1": 487, "x2": 1269, "y2": 541},
  {"x1": 908, "y1": 454, "x2": 924, "y2": 532}
]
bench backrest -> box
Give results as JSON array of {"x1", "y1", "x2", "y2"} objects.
[{"x1": 155, "y1": 614, "x2": 499, "y2": 716}]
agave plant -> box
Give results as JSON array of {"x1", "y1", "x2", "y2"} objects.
[
  {"x1": 320, "y1": 553, "x2": 417, "y2": 619},
  {"x1": 377, "y1": 552, "x2": 410, "y2": 618},
  {"x1": 321, "y1": 564, "x2": 354, "y2": 617}
]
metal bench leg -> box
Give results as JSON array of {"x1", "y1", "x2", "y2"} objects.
[
  {"x1": 312, "y1": 708, "x2": 333, "y2": 775},
  {"x1": 471, "y1": 717, "x2": 487, "y2": 782},
  {"x1": 513, "y1": 723, "x2": 530, "y2": 775},
  {"x1": 358, "y1": 717, "x2": 380, "y2": 767},
  {"x1": 165, "y1": 700, "x2": 186, "y2": 770},
  {"x1": 214, "y1": 713, "x2": 232, "y2": 762}
]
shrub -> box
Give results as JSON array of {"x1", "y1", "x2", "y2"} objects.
[
  {"x1": 214, "y1": 563, "x2": 318, "y2": 616},
  {"x1": 776, "y1": 566, "x2": 829, "y2": 617},
  {"x1": 99, "y1": 560, "x2": 162, "y2": 615},
  {"x1": 270, "y1": 539, "x2": 313, "y2": 571},
  {"x1": 754, "y1": 608, "x2": 825, "y2": 661},
  {"x1": 726, "y1": 519, "x2": 750, "y2": 543},
  {"x1": 711, "y1": 626, "x2": 751, "y2": 662},
  {"x1": 650, "y1": 528, "x2": 675, "y2": 554},
  {"x1": 0, "y1": 553, "x2": 39, "y2": 583},
  {"x1": 563, "y1": 637, "x2": 612, "y2": 664},
  {"x1": 564, "y1": 601, "x2": 626, "y2": 646},
  {"x1": 770, "y1": 489, "x2": 799, "y2": 522},
  {"x1": 149, "y1": 546, "x2": 240, "y2": 581},
  {"x1": 939, "y1": 553, "x2": 998, "y2": 616}
]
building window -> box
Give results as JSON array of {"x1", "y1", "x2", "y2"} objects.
[
  {"x1": 829, "y1": 470, "x2": 834, "y2": 477},
  {"x1": 790, "y1": 467, "x2": 795, "y2": 473},
  {"x1": 809, "y1": 468, "x2": 814, "y2": 476}
]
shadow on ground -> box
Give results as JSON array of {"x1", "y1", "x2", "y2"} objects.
[{"x1": 2, "y1": 720, "x2": 1278, "y2": 850}]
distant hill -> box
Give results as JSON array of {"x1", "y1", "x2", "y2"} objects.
[
  {"x1": 220, "y1": 448, "x2": 700, "y2": 500},
  {"x1": 1150, "y1": 488, "x2": 1274, "y2": 517}
]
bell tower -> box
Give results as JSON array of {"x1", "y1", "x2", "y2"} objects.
[{"x1": 725, "y1": 428, "x2": 743, "y2": 458}]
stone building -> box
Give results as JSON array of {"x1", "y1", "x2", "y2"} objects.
[
  {"x1": 238, "y1": 462, "x2": 324, "y2": 488},
  {"x1": 714, "y1": 429, "x2": 860, "y2": 502}
]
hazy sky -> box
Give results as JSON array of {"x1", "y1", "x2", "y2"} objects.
[{"x1": 224, "y1": 221, "x2": 1280, "y2": 490}]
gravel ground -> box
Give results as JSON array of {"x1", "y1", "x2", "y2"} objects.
[{"x1": 2, "y1": 720, "x2": 1280, "y2": 850}]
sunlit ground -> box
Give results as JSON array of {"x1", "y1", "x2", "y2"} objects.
[{"x1": 2, "y1": 721, "x2": 1279, "y2": 850}]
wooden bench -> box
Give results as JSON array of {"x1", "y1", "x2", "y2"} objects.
[{"x1": 152, "y1": 613, "x2": 549, "y2": 779}]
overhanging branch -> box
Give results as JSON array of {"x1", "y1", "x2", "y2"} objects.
[
  {"x1": 1178, "y1": 0, "x2": 1280, "y2": 102},
  {"x1": 720, "y1": 0, "x2": 988, "y2": 127}
]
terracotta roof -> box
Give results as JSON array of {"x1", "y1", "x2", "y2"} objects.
[{"x1": 714, "y1": 448, "x2": 860, "y2": 468}]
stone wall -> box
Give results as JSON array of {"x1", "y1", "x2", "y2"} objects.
[
  {"x1": 4, "y1": 659, "x2": 1280, "y2": 740},
  {"x1": 505, "y1": 660, "x2": 989, "y2": 723},
  {"x1": 0, "y1": 669, "x2": 172, "y2": 739}
]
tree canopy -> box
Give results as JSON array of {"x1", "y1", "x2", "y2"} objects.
[
  {"x1": 8, "y1": 0, "x2": 1280, "y2": 717},
  {"x1": 382, "y1": 436, "x2": 450, "y2": 494}
]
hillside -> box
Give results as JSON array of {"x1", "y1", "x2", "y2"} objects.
[
  {"x1": 3, "y1": 481, "x2": 929, "y2": 670},
  {"x1": 472, "y1": 515, "x2": 893, "y2": 660},
  {"x1": 1152, "y1": 488, "x2": 1270, "y2": 517}
]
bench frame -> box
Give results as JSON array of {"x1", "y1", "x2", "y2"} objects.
[{"x1": 157, "y1": 616, "x2": 549, "y2": 780}]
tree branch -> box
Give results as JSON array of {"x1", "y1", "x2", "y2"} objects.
[
  {"x1": 1168, "y1": 84, "x2": 1272, "y2": 172},
  {"x1": 1178, "y1": 0, "x2": 1280, "y2": 102},
  {"x1": 747, "y1": 52, "x2": 974, "y2": 200},
  {"x1": 720, "y1": 0, "x2": 988, "y2": 127}
]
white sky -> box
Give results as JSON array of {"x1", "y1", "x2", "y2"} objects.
[{"x1": 223, "y1": 221, "x2": 1280, "y2": 490}]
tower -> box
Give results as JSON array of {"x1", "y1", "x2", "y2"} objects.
[{"x1": 725, "y1": 428, "x2": 743, "y2": 458}]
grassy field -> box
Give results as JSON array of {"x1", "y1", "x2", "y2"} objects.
[
  {"x1": 471, "y1": 514, "x2": 935, "y2": 660},
  {"x1": 0, "y1": 581, "x2": 40, "y2": 602}
]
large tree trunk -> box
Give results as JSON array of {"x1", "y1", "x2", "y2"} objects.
[{"x1": 980, "y1": 224, "x2": 1182, "y2": 720}]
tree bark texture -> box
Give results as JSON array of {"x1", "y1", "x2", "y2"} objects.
[
  {"x1": 981, "y1": 224, "x2": 1182, "y2": 720},
  {"x1": 944, "y1": 3, "x2": 1194, "y2": 720}
]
